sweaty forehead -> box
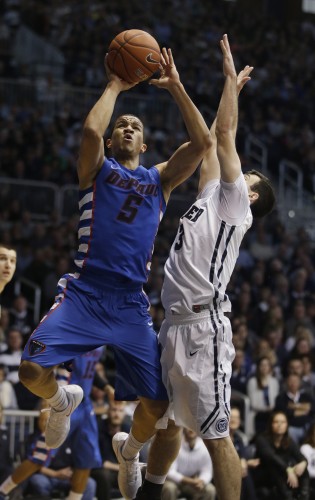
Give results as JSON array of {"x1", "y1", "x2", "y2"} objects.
[
  {"x1": 115, "y1": 115, "x2": 143, "y2": 128},
  {"x1": 0, "y1": 247, "x2": 16, "y2": 259}
]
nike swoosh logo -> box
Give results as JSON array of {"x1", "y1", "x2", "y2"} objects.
[
  {"x1": 148, "y1": 321, "x2": 153, "y2": 326},
  {"x1": 110, "y1": 165, "x2": 121, "y2": 170},
  {"x1": 146, "y1": 53, "x2": 160, "y2": 64},
  {"x1": 190, "y1": 350, "x2": 198, "y2": 357}
]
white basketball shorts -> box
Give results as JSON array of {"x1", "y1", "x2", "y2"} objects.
[{"x1": 159, "y1": 309, "x2": 235, "y2": 439}]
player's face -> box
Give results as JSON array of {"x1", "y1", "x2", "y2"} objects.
[
  {"x1": 0, "y1": 247, "x2": 16, "y2": 286},
  {"x1": 110, "y1": 115, "x2": 146, "y2": 155},
  {"x1": 244, "y1": 173, "x2": 261, "y2": 201}
]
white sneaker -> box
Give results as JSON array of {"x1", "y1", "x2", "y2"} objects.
[
  {"x1": 112, "y1": 432, "x2": 143, "y2": 499},
  {"x1": 45, "y1": 384, "x2": 83, "y2": 448}
]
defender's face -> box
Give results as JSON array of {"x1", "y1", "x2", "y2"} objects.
[
  {"x1": 109, "y1": 115, "x2": 146, "y2": 155},
  {"x1": 0, "y1": 247, "x2": 16, "y2": 286},
  {"x1": 244, "y1": 173, "x2": 261, "y2": 203}
]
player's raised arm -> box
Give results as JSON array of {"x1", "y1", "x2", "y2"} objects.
[
  {"x1": 215, "y1": 34, "x2": 243, "y2": 183},
  {"x1": 77, "y1": 58, "x2": 138, "y2": 190},
  {"x1": 150, "y1": 48, "x2": 211, "y2": 201},
  {"x1": 198, "y1": 64, "x2": 253, "y2": 193}
]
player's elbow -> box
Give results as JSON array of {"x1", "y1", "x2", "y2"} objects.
[
  {"x1": 82, "y1": 124, "x2": 103, "y2": 142},
  {"x1": 192, "y1": 130, "x2": 212, "y2": 155},
  {"x1": 215, "y1": 126, "x2": 235, "y2": 145}
]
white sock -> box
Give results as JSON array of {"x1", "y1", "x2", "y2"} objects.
[
  {"x1": 46, "y1": 386, "x2": 68, "y2": 412},
  {"x1": 0, "y1": 475, "x2": 18, "y2": 494},
  {"x1": 121, "y1": 431, "x2": 144, "y2": 460},
  {"x1": 67, "y1": 491, "x2": 83, "y2": 500},
  {"x1": 145, "y1": 472, "x2": 167, "y2": 484}
]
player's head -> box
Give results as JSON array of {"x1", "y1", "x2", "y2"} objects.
[
  {"x1": 244, "y1": 169, "x2": 275, "y2": 218},
  {"x1": 0, "y1": 244, "x2": 17, "y2": 292},
  {"x1": 106, "y1": 114, "x2": 147, "y2": 156}
]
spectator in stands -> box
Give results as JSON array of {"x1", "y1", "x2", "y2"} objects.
[
  {"x1": 285, "y1": 357, "x2": 314, "y2": 396},
  {"x1": 0, "y1": 326, "x2": 39, "y2": 410},
  {"x1": 254, "y1": 411, "x2": 310, "y2": 499},
  {"x1": 229, "y1": 407, "x2": 259, "y2": 500},
  {"x1": 27, "y1": 440, "x2": 96, "y2": 500},
  {"x1": 93, "y1": 400, "x2": 130, "y2": 500},
  {"x1": 0, "y1": 309, "x2": 10, "y2": 353},
  {"x1": 275, "y1": 373, "x2": 315, "y2": 444},
  {"x1": 162, "y1": 428, "x2": 216, "y2": 500},
  {"x1": 246, "y1": 356, "x2": 280, "y2": 434},
  {"x1": 285, "y1": 300, "x2": 314, "y2": 341},
  {"x1": 231, "y1": 348, "x2": 249, "y2": 395},
  {"x1": 263, "y1": 322, "x2": 287, "y2": 369},
  {"x1": 9, "y1": 294, "x2": 34, "y2": 342},
  {"x1": 0, "y1": 327, "x2": 23, "y2": 385},
  {"x1": 0, "y1": 403, "x2": 13, "y2": 485},
  {"x1": 300, "y1": 354, "x2": 315, "y2": 396},
  {"x1": 0, "y1": 363, "x2": 17, "y2": 409},
  {"x1": 300, "y1": 423, "x2": 315, "y2": 496}
]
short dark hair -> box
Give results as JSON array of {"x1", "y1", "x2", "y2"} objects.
[
  {"x1": 0, "y1": 243, "x2": 16, "y2": 252},
  {"x1": 247, "y1": 169, "x2": 276, "y2": 218}
]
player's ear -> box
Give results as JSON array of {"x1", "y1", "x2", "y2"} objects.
[
  {"x1": 140, "y1": 143, "x2": 147, "y2": 153},
  {"x1": 106, "y1": 138, "x2": 112, "y2": 149},
  {"x1": 249, "y1": 191, "x2": 259, "y2": 204}
]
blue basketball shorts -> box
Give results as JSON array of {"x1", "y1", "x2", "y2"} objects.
[
  {"x1": 22, "y1": 275, "x2": 168, "y2": 401},
  {"x1": 64, "y1": 400, "x2": 102, "y2": 469}
]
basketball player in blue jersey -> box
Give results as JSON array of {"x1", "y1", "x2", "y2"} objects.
[
  {"x1": 18, "y1": 46, "x2": 211, "y2": 500},
  {"x1": 1, "y1": 349, "x2": 112, "y2": 500},
  {"x1": 54, "y1": 347, "x2": 113, "y2": 500},
  {"x1": 158, "y1": 35, "x2": 275, "y2": 500}
]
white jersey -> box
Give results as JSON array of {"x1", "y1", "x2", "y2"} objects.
[{"x1": 162, "y1": 174, "x2": 252, "y2": 315}]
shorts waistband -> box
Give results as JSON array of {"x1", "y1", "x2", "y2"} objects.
[{"x1": 165, "y1": 309, "x2": 213, "y2": 325}]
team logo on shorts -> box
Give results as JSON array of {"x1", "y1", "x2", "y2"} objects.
[
  {"x1": 29, "y1": 339, "x2": 46, "y2": 356},
  {"x1": 215, "y1": 418, "x2": 228, "y2": 434}
]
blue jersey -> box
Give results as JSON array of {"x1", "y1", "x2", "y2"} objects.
[
  {"x1": 74, "y1": 157, "x2": 166, "y2": 289},
  {"x1": 55, "y1": 348, "x2": 104, "y2": 469},
  {"x1": 56, "y1": 347, "x2": 103, "y2": 399}
]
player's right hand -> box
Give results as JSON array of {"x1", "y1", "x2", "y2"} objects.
[{"x1": 104, "y1": 54, "x2": 138, "y2": 91}]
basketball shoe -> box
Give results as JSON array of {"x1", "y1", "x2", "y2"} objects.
[
  {"x1": 45, "y1": 384, "x2": 83, "y2": 448},
  {"x1": 112, "y1": 432, "x2": 143, "y2": 499}
]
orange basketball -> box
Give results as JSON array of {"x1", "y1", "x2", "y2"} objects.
[{"x1": 107, "y1": 29, "x2": 161, "y2": 83}]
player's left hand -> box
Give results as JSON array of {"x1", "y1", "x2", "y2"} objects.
[
  {"x1": 237, "y1": 65, "x2": 254, "y2": 95},
  {"x1": 220, "y1": 34, "x2": 237, "y2": 79},
  {"x1": 149, "y1": 48, "x2": 180, "y2": 88}
]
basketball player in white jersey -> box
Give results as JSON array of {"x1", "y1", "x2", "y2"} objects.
[
  {"x1": 159, "y1": 35, "x2": 275, "y2": 500},
  {"x1": 0, "y1": 244, "x2": 17, "y2": 317}
]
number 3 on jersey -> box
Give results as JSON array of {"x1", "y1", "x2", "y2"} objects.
[{"x1": 175, "y1": 222, "x2": 185, "y2": 250}]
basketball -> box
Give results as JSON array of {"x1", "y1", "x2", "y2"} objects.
[{"x1": 107, "y1": 29, "x2": 161, "y2": 83}]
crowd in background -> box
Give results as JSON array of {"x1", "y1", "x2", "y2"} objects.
[{"x1": 1, "y1": 0, "x2": 315, "y2": 498}]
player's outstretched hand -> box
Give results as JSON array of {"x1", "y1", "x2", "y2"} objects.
[
  {"x1": 237, "y1": 65, "x2": 254, "y2": 95},
  {"x1": 149, "y1": 48, "x2": 180, "y2": 89},
  {"x1": 220, "y1": 34, "x2": 237, "y2": 79},
  {"x1": 104, "y1": 54, "x2": 138, "y2": 91}
]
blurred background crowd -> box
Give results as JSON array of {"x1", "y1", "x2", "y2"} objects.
[{"x1": 1, "y1": 0, "x2": 315, "y2": 499}]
